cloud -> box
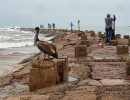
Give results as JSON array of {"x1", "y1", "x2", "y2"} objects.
[{"x1": 0, "y1": 0, "x2": 130, "y2": 27}]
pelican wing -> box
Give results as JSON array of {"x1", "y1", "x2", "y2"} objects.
[{"x1": 37, "y1": 41, "x2": 57, "y2": 57}]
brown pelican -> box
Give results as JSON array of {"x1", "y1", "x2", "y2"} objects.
[{"x1": 34, "y1": 27, "x2": 58, "y2": 59}]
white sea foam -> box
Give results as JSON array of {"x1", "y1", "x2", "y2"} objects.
[
  {"x1": 0, "y1": 41, "x2": 33, "y2": 48},
  {"x1": 0, "y1": 27, "x2": 53, "y2": 49},
  {"x1": 0, "y1": 35, "x2": 13, "y2": 40}
]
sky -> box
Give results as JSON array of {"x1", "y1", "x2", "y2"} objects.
[{"x1": 0, "y1": 0, "x2": 130, "y2": 28}]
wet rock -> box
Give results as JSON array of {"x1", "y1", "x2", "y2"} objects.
[
  {"x1": 7, "y1": 94, "x2": 50, "y2": 100},
  {"x1": 91, "y1": 62, "x2": 126, "y2": 79},
  {"x1": 126, "y1": 57, "x2": 130, "y2": 75},
  {"x1": 81, "y1": 34, "x2": 87, "y2": 40},
  {"x1": 116, "y1": 34, "x2": 121, "y2": 39},
  {"x1": 124, "y1": 35, "x2": 129, "y2": 39},
  {"x1": 78, "y1": 79, "x2": 89, "y2": 86},
  {"x1": 0, "y1": 74, "x2": 13, "y2": 87},
  {"x1": 77, "y1": 40, "x2": 90, "y2": 47},
  {"x1": 110, "y1": 40, "x2": 118, "y2": 46},
  {"x1": 117, "y1": 39, "x2": 129, "y2": 45},
  {"x1": 117, "y1": 45, "x2": 129, "y2": 55},
  {"x1": 88, "y1": 79, "x2": 101, "y2": 86},
  {"x1": 0, "y1": 82, "x2": 28, "y2": 99},
  {"x1": 75, "y1": 45, "x2": 87, "y2": 58},
  {"x1": 100, "y1": 79, "x2": 130, "y2": 85}
]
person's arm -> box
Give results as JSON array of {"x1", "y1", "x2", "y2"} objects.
[{"x1": 113, "y1": 15, "x2": 116, "y2": 21}]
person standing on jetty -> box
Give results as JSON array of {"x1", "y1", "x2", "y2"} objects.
[
  {"x1": 77, "y1": 20, "x2": 80, "y2": 31},
  {"x1": 48, "y1": 23, "x2": 50, "y2": 29},
  {"x1": 48, "y1": 23, "x2": 52, "y2": 29},
  {"x1": 52, "y1": 23, "x2": 55, "y2": 30},
  {"x1": 40, "y1": 24, "x2": 44, "y2": 29},
  {"x1": 105, "y1": 14, "x2": 116, "y2": 44},
  {"x1": 70, "y1": 22, "x2": 74, "y2": 31}
]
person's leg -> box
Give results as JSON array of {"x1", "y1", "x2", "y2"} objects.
[
  {"x1": 108, "y1": 27, "x2": 112, "y2": 42},
  {"x1": 111, "y1": 29, "x2": 114, "y2": 40},
  {"x1": 78, "y1": 26, "x2": 79, "y2": 31},
  {"x1": 107, "y1": 27, "x2": 112, "y2": 43},
  {"x1": 112, "y1": 29, "x2": 115, "y2": 39},
  {"x1": 105, "y1": 28, "x2": 109, "y2": 43}
]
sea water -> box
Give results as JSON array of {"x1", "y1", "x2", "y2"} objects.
[
  {"x1": 0, "y1": 27, "x2": 53, "y2": 49},
  {"x1": 0, "y1": 27, "x2": 53, "y2": 76}
]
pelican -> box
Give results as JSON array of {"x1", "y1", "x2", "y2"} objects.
[{"x1": 34, "y1": 27, "x2": 58, "y2": 59}]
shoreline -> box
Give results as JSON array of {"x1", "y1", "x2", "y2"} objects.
[
  {"x1": 0, "y1": 45, "x2": 39, "y2": 77},
  {"x1": 0, "y1": 28, "x2": 130, "y2": 99}
]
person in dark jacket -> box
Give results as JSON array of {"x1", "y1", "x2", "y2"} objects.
[
  {"x1": 105, "y1": 14, "x2": 116, "y2": 43},
  {"x1": 52, "y1": 23, "x2": 55, "y2": 30}
]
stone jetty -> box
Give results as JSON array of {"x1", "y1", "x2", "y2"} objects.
[{"x1": 0, "y1": 28, "x2": 130, "y2": 100}]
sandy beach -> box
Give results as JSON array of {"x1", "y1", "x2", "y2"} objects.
[{"x1": 0, "y1": 29, "x2": 130, "y2": 100}]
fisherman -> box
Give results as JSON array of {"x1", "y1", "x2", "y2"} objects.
[
  {"x1": 48, "y1": 23, "x2": 51, "y2": 29},
  {"x1": 40, "y1": 24, "x2": 44, "y2": 29},
  {"x1": 105, "y1": 14, "x2": 116, "y2": 44},
  {"x1": 52, "y1": 23, "x2": 55, "y2": 30},
  {"x1": 77, "y1": 20, "x2": 80, "y2": 31},
  {"x1": 70, "y1": 22, "x2": 74, "y2": 31}
]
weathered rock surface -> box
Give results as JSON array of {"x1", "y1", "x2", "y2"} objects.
[{"x1": 0, "y1": 29, "x2": 130, "y2": 100}]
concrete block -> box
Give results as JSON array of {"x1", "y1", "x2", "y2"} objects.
[
  {"x1": 75, "y1": 45, "x2": 87, "y2": 58},
  {"x1": 129, "y1": 39, "x2": 130, "y2": 46},
  {"x1": 89, "y1": 30, "x2": 95, "y2": 33},
  {"x1": 30, "y1": 60, "x2": 56, "y2": 91},
  {"x1": 81, "y1": 34, "x2": 87, "y2": 40},
  {"x1": 116, "y1": 34, "x2": 121, "y2": 39},
  {"x1": 78, "y1": 32, "x2": 85, "y2": 36},
  {"x1": 61, "y1": 57, "x2": 68, "y2": 82},
  {"x1": 78, "y1": 40, "x2": 90, "y2": 47},
  {"x1": 88, "y1": 30, "x2": 95, "y2": 37},
  {"x1": 98, "y1": 32, "x2": 103, "y2": 39},
  {"x1": 117, "y1": 45, "x2": 129, "y2": 55},
  {"x1": 98, "y1": 31, "x2": 102, "y2": 34},
  {"x1": 32, "y1": 60, "x2": 55, "y2": 69},
  {"x1": 110, "y1": 40, "x2": 118, "y2": 46},
  {"x1": 32, "y1": 60, "x2": 40, "y2": 68},
  {"x1": 117, "y1": 39, "x2": 129, "y2": 45},
  {"x1": 39, "y1": 60, "x2": 55, "y2": 69},
  {"x1": 30, "y1": 58, "x2": 69, "y2": 91},
  {"x1": 53, "y1": 57, "x2": 68, "y2": 83},
  {"x1": 126, "y1": 57, "x2": 130, "y2": 75},
  {"x1": 124, "y1": 35, "x2": 129, "y2": 39},
  {"x1": 30, "y1": 67, "x2": 56, "y2": 91},
  {"x1": 91, "y1": 33, "x2": 96, "y2": 37},
  {"x1": 85, "y1": 30, "x2": 88, "y2": 33}
]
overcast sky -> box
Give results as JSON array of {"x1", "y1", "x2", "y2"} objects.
[{"x1": 0, "y1": 0, "x2": 129, "y2": 27}]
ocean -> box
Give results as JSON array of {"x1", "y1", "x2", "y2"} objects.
[{"x1": 0, "y1": 27, "x2": 53, "y2": 76}]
